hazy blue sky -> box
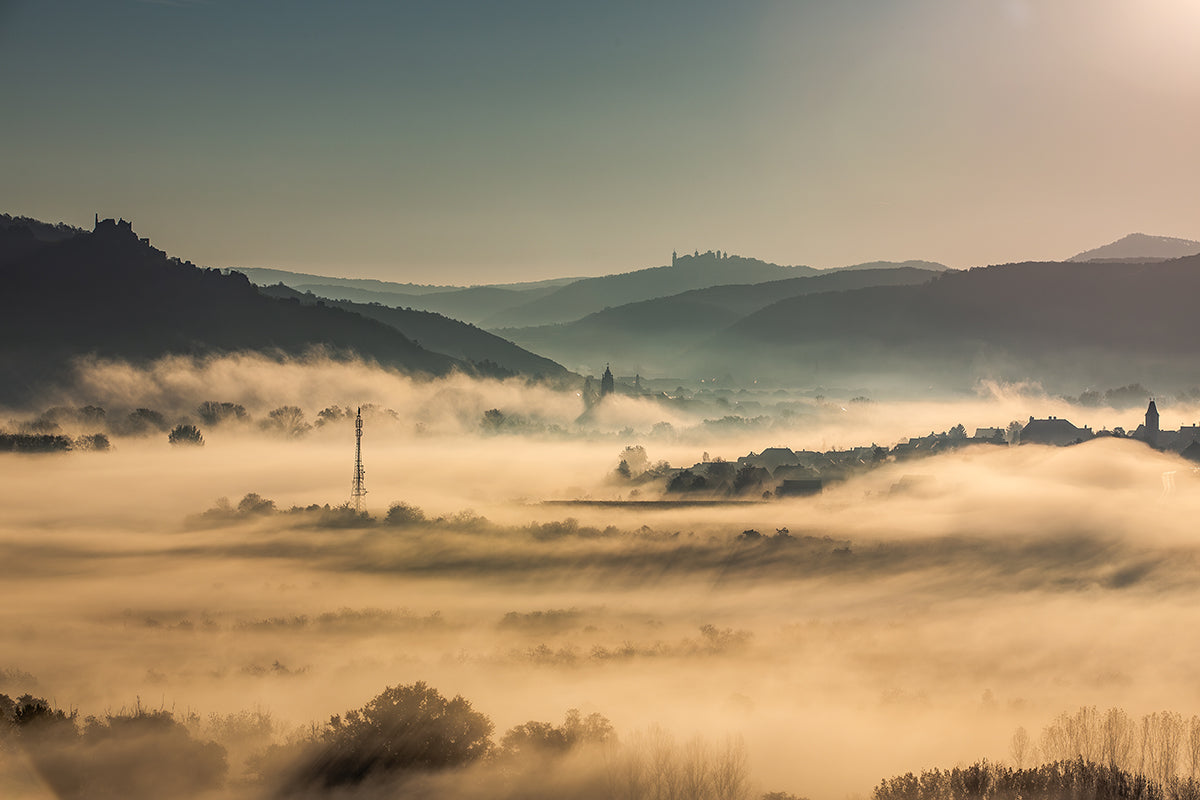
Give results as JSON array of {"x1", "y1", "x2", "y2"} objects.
[{"x1": 3, "y1": 0, "x2": 1198, "y2": 283}]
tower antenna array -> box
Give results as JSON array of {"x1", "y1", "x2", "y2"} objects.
[{"x1": 351, "y1": 407, "x2": 366, "y2": 511}]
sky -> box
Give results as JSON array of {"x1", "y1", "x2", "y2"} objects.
[{"x1": 2, "y1": 0, "x2": 1199, "y2": 285}]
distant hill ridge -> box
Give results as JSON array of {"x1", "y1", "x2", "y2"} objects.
[
  {"x1": 479, "y1": 251, "x2": 821, "y2": 328},
  {"x1": 0, "y1": 217, "x2": 571, "y2": 405},
  {"x1": 1069, "y1": 232, "x2": 1200, "y2": 263},
  {"x1": 705, "y1": 254, "x2": 1200, "y2": 390},
  {"x1": 236, "y1": 266, "x2": 581, "y2": 296},
  {"x1": 259, "y1": 284, "x2": 570, "y2": 380},
  {"x1": 241, "y1": 250, "x2": 947, "y2": 328},
  {"x1": 499, "y1": 266, "x2": 945, "y2": 373}
]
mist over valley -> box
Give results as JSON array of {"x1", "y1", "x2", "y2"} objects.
[{"x1": 6, "y1": 1, "x2": 1200, "y2": 795}]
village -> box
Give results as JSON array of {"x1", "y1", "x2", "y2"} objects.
[{"x1": 624, "y1": 399, "x2": 1200, "y2": 500}]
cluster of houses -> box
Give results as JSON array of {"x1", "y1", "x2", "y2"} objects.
[
  {"x1": 1019, "y1": 399, "x2": 1200, "y2": 461},
  {"x1": 655, "y1": 399, "x2": 1200, "y2": 499}
]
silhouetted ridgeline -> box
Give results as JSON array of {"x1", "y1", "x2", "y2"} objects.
[
  {"x1": 709, "y1": 257, "x2": 1200, "y2": 390},
  {"x1": 0, "y1": 219, "x2": 461, "y2": 405},
  {"x1": 0, "y1": 213, "x2": 85, "y2": 250},
  {"x1": 259, "y1": 284, "x2": 571, "y2": 380},
  {"x1": 246, "y1": 255, "x2": 944, "y2": 329},
  {"x1": 282, "y1": 282, "x2": 564, "y2": 327},
  {"x1": 1069, "y1": 233, "x2": 1200, "y2": 263},
  {"x1": 501, "y1": 266, "x2": 944, "y2": 371},
  {"x1": 480, "y1": 250, "x2": 819, "y2": 328}
]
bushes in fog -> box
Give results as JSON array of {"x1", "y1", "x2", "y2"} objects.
[
  {"x1": 386, "y1": 500, "x2": 426, "y2": 525},
  {"x1": 1012, "y1": 706, "x2": 1200, "y2": 787},
  {"x1": 877, "y1": 707, "x2": 1200, "y2": 800},
  {"x1": 3, "y1": 682, "x2": 774, "y2": 799},
  {"x1": 874, "y1": 759, "x2": 1176, "y2": 800},
  {"x1": 282, "y1": 681, "x2": 494, "y2": 789},
  {"x1": 0, "y1": 694, "x2": 226, "y2": 800},
  {"x1": 195, "y1": 400, "x2": 246, "y2": 426},
  {"x1": 500, "y1": 708, "x2": 615, "y2": 758},
  {"x1": 0, "y1": 432, "x2": 74, "y2": 452},
  {"x1": 167, "y1": 423, "x2": 204, "y2": 446}
]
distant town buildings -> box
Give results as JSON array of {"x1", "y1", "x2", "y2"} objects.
[
  {"x1": 1131, "y1": 399, "x2": 1200, "y2": 452},
  {"x1": 1019, "y1": 416, "x2": 1094, "y2": 447}
]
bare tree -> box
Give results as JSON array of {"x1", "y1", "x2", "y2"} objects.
[
  {"x1": 1010, "y1": 726, "x2": 1030, "y2": 769},
  {"x1": 1102, "y1": 707, "x2": 1135, "y2": 770},
  {"x1": 679, "y1": 736, "x2": 714, "y2": 799},
  {"x1": 1188, "y1": 716, "x2": 1200, "y2": 780},
  {"x1": 711, "y1": 736, "x2": 752, "y2": 800}
]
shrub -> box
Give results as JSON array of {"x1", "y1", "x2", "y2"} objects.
[
  {"x1": 385, "y1": 502, "x2": 425, "y2": 526},
  {"x1": 289, "y1": 681, "x2": 494, "y2": 788},
  {"x1": 168, "y1": 424, "x2": 204, "y2": 446}
]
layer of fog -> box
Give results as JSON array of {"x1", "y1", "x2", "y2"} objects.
[
  {"x1": 10, "y1": 354, "x2": 1197, "y2": 459},
  {"x1": 4, "y1": 356, "x2": 1200, "y2": 798}
]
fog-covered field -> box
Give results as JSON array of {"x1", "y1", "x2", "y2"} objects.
[{"x1": 4, "y1": 358, "x2": 1200, "y2": 799}]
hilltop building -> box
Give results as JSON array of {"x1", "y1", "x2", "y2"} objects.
[
  {"x1": 94, "y1": 214, "x2": 151, "y2": 246},
  {"x1": 1132, "y1": 399, "x2": 1200, "y2": 452},
  {"x1": 1019, "y1": 416, "x2": 1094, "y2": 447}
]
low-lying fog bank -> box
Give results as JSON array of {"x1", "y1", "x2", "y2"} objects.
[{"x1": 3, "y1": 359, "x2": 1200, "y2": 799}]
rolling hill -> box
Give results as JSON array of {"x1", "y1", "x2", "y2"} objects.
[
  {"x1": 0, "y1": 219, "x2": 462, "y2": 405},
  {"x1": 259, "y1": 285, "x2": 570, "y2": 380},
  {"x1": 497, "y1": 265, "x2": 945, "y2": 373},
  {"x1": 1068, "y1": 233, "x2": 1200, "y2": 263},
  {"x1": 477, "y1": 251, "x2": 822, "y2": 328},
  {"x1": 700, "y1": 255, "x2": 1200, "y2": 390},
  {"x1": 283, "y1": 283, "x2": 562, "y2": 326}
]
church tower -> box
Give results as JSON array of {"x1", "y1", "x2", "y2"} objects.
[
  {"x1": 600, "y1": 364, "x2": 615, "y2": 398},
  {"x1": 1145, "y1": 399, "x2": 1159, "y2": 449}
]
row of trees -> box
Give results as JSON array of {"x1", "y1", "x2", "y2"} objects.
[
  {"x1": 0, "y1": 432, "x2": 110, "y2": 453},
  {"x1": 14, "y1": 401, "x2": 383, "y2": 440},
  {"x1": 875, "y1": 707, "x2": 1200, "y2": 800},
  {"x1": 4, "y1": 683, "x2": 772, "y2": 799},
  {"x1": 1012, "y1": 707, "x2": 1200, "y2": 787},
  {"x1": 0, "y1": 694, "x2": 226, "y2": 799},
  {"x1": 875, "y1": 758, "x2": 1186, "y2": 800},
  {"x1": 266, "y1": 681, "x2": 759, "y2": 799}
]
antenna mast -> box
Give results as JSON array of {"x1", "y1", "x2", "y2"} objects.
[{"x1": 351, "y1": 407, "x2": 366, "y2": 511}]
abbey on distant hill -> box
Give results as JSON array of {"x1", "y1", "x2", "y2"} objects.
[{"x1": 671, "y1": 249, "x2": 731, "y2": 267}]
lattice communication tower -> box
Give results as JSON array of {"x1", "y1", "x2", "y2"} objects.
[{"x1": 351, "y1": 407, "x2": 366, "y2": 511}]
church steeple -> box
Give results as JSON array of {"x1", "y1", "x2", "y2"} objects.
[
  {"x1": 600, "y1": 363, "x2": 615, "y2": 398},
  {"x1": 1146, "y1": 398, "x2": 1160, "y2": 448}
]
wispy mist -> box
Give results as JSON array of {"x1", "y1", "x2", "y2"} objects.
[{"x1": 3, "y1": 359, "x2": 1200, "y2": 798}]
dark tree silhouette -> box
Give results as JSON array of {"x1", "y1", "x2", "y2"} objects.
[
  {"x1": 0, "y1": 433, "x2": 72, "y2": 452},
  {"x1": 168, "y1": 424, "x2": 204, "y2": 446},
  {"x1": 0, "y1": 694, "x2": 226, "y2": 800},
  {"x1": 385, "y1": 501, "x2": 425, "y2": 525},
  {"x1": 236, "y1": 493, "x2": 276, "y2": 515},
  {"x1": 315, "y1": 405, "x2": 350, "y2": 427},
  {"x1": 260, "y1": 406, "x2": 310, "y2": 438},
  {"x1": 291, "y1": 681, "x2": 493, "y2": 788},
  {"x1": 75, "y1": 433, "x2": 111, "y2": 451},
  {"x1": 196, "y1": 401, "x2": 246, "y2": 427},
  {"x1": 499, "y1": 708, "x2": 614, "y2": 758}
]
